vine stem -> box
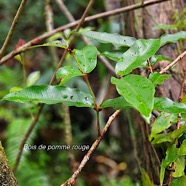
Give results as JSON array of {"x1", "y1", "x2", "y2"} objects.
[
  {"x1": 0, "y1": 0, "x2": 28, "y2": 58},
  {"x1": 60, "y1": 110, "x2": 121, "y2": 186},
  {"x1": 0, "y1": 0, "x2": 169, "y2": 65}
]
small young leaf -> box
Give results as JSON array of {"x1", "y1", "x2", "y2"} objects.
[
  {"x1": 27, "y1": 71, "x2": 40, "y2": 86},
  {"x1": 150, "y1": 55, "x2": 172, "y2": 66},
  {"x1": 154, "y1": 97, "x2": 186, "y2": 113},
  {"x1": 81, "y1": 30, "x2": 136, "y2": 47},
  {"x1": 160, "y1": 144, "x2": 178, "y2": 185},
  {"x1": 111, "y1": 75, "x2": 155, "y2": 122},
  {"x1": 115, "y1": 39, "x2": 160, "y2": 76},
  {"x1": 74, "y1": 45, "x2": 97, "y2": 73},
  {"x1": 56, "y1": 66, "x2": 83, "y2": 84},
  {"x1": 29, "y1": 39, "x2": 68, "y2": 50},
  {"x1": 2, "y1": 85, "x2": 94, "y2": 107},
  {"x1": 150, "y1": 112, "x2": 177, "y2": 141},
  {"x1": 101, "y1": 51, "x2": 123, "y2": 62},
  {"x1": 149, "y1": 72, "x2": 170, "y2": 85},
  {"x1": 172, "y1": 156, "x2": 185, "y2": 177},
  {"x1": 151, "y1": 133, "x2": 172, "y2": 144},
  {"x1": 100, "y1": 96, "x2": 132, "y2": 110},
  {"x1": 170, "y1": 125, "x2": 186, "y2": 141},
  {"x1": 178, "y1": 140, "x2": 186, "y2": 156},
  {"x1": 160, "y1": 31, "x2": 186, "y2": 46}
]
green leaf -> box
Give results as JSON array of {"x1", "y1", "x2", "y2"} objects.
[
  {"x1": 149, "y1": 72, "x2": 170, "y2": 85},
  {"x1": 27, "y1": 71, "x2": 40, "y2": 86},
  {"x1": 115, "y1": 39, "x2": 160, "y2": 76},
  {"x1": 81, "y1": 30, "x2": 136, "y2": 47},
  {"x1": 160, "y1": 144, "x2": 178, "y2": 185},
  {"x1": 111, "y1": 75, "x2": 155, "y2": 122},
  {"x1": 178, "y1": 140, "x2": 186, "y2": 156},
  {"x1": 56, "y1": 66, "x2": 83, "y2": 84},
  {"x1": 101, "y1": 51, "x2": 123, "y2": 62},
  {"x1": 2, "y1": 85, "x2": 94, "y2": 107},
  {"x1": 74, "y1": 45, "x2": 97, "y2": 73},
  {"x1": 172, "y1": 156, "x2": 185, "y2": 177},
  {"x1": 170, "y1": 125, "x2": 186, "y2": 142},
  {"x1": 29, "y1": 39, "x2": 68, "y2": 49},
  {"x1": 150, "y1": 55, "x2": 172, "y2": 65},
  {"x1": 154, "y1": 97, "x2": 186, "y2": 114},
  {"x1": 151, "y1": 133, "x2": 172, "y2": 144},
  {"x1": 150, "y1": 112, "x2": 177, "y2": 140},
  {"x1": 100, "y1": 96, "x2": 132, "y2": 110},
  {"x1": 160, "y1": 31, "x2": 186, "y2": 46},
  {"x1": 153, "y1": 24, "x2": 177, "y2": 30},
  {"x1": 170, "y1": 176, "x2": 186, "y2": 186},
  {"x1": 141, "y1": 169, "x2": 154, "y2": 186}
]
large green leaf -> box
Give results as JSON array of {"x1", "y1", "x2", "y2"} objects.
[
  {"x1": 74, "y1": 45, "x2": 97, "y2": 73},
  {"x1": 81, "y1": 30, "x2": 136, "y2": 47},
  {"x1": 100, "y1": 96, "x2": 132, "y2": 110},
  {"x1": 2, "y1": 85, "x2": 94, "y2": 107},
  {"x1": 56, "y1": 66, "x2": 83, "y2": 84},
  {"x1": 111, "y1": 75, "x2": 155, "y2": 122},
  {"x1": 154, "y1": 97, "x2": 186, "y2": 113},
  {"x1": 150, "y1": 112, "x2": 177, "y2": 140},
  {"x1": 115, "y1": 39, "x2": 160, "y2": 76},
  {"x1": 149, "y1": 72, "x2": 170, "y2": 86},
  {"x1": 160, "y1": 31, "x2": 186, "y2": 46}
]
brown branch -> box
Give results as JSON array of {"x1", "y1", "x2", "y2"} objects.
[
  {"x1": 160, "y1": 50, "x2": 186, "y2": 74},
  {"x1": 0, "y1": 0, "x2": 28, "y2": 58},
  {"x1": 60, "y1": 110, "x2": 121, "y2": 186},
  {"x1": 0, "y1": 0, "x2": 170, "y2": 65}
]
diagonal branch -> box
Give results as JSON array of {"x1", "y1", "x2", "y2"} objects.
[
  {"x1": 0, "y1": 0, "x2": 170, "y2": 65},
  {"x1": 60, "y1": 110, "x2": 121, "y2": 186}
]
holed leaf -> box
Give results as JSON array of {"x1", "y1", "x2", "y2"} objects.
[
  {"x1": 154, "y1": 97, "x2": 186, "y2": 114},
  {"x1": 2, "y1": 85, "x2": 94, "y2": 107},
  {"x1": 81, "y1": 30, "x2": 136, "y2": 47},
  {"x1": 74, "y1": 45, "x2": 97, "y2": 73},
  {"x1": 56, "y1": 66, "x2": 83, "y2": 84},
  {"x1": 115, "y1": 39, "x2": 160, "y2": 76},
  {"x1": 111, "y1": 75, "x2": 155, "y2": 122}
]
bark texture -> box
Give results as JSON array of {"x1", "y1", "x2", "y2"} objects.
[{"x1": 0, "y1": 142, "x2": 18, "y2": 186}]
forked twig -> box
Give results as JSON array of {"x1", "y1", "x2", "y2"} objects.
[{"x1": 61, "y1": 110, "x2": 121, "y2": 186}]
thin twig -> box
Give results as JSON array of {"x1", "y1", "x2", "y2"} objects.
[
  {"x1": 160, "y1": 51, "x2": 186, "y2": 74},
  {"x1": 0, "y1": 0, "x2": 28, "y2": 58},
  {"x1": 0, "y1": 0, "x2": 170, "y2": 65},
  {"x1": 60, "y1": 110, "x2": 121, "y2": 186},
  {"x1": 55, "y1": 0, "x2": 74, "y2": 22}
]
